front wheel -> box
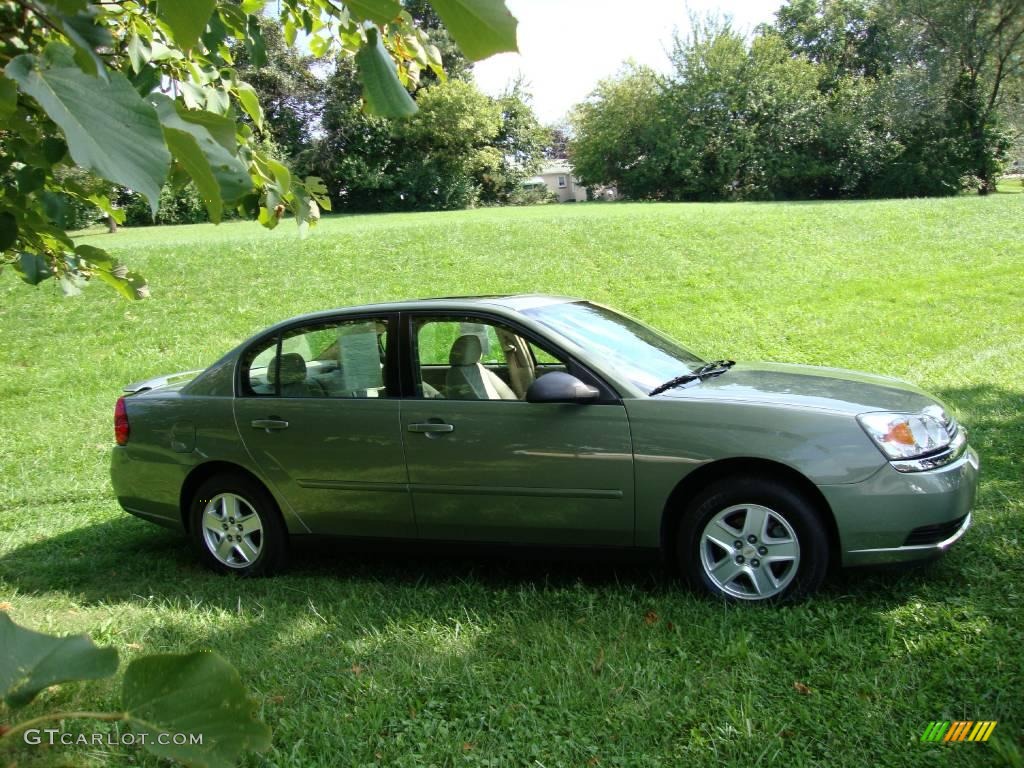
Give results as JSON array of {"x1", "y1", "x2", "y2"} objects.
[
  {"x1": 676, "y1": 476, "x2": 829, "y2": 602},
  {"x1": 189, "y1": 473, "x2": 287, "y2": 576}
]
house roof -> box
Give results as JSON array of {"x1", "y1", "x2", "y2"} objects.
[{"x1": 539, "y1": 161, "x2": 572, "y2": 175}]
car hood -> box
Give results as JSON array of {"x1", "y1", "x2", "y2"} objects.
[{"x1": 658, "y1": 362, "x2": 942, "y2": 415}]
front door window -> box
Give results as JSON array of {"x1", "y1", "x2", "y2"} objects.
[{"x1": 412, "y1": 316, "x2": 566, "y2": 401}]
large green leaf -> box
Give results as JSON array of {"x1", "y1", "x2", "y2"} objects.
[
  {"x1": 5, "y1": 51, "x2": 169, "y2": 215},
  {"x1": 305, "y1": 175, "x2": 332, "y2": 210},
  {"x1": 245, "y1": 16, "x2": 267, "y2": 68},
  {"x1": 428, "y1": 0, "x2": 518, "y2": 60},
  {"x1": 0, "y1": 612, "x2": 119, "y2": 709},
  {"x1": 233, "y1": 82, "x2": 264, "y2": 130},
  {"x1": 14, "y1": 252, "x2": 54, "y2": 286},
  {"x1": 122, "y1": 652, "x2": 272, "y2": 768},
  {"x1": 151, "y1": 95, "x2": 252, "y2": 223},
  {"x1": 156, "y1": 0, "x2": 217, "y2": 52},
  {"x1": 355, "y1": 28, "x2": 416, "y2": 118},
  {"x1": 57, "y1": 8, "x2": 114, "y2": 78},
  {"x1": 127, "y1": 32, "x2": 151, "y2": 74},
  {"x1": 346, "y1": 0, "x2": 401, "y2": 25}
]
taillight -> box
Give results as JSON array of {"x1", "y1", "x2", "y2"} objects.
[{"x1": 114, "y1": 397, "x2": 130, "y2": 445}]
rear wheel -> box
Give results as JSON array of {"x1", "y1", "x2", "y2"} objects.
[
  {"x1": 676, "y1": 476, "x2": 828, "y2": 602},
  {"x1": 190, "y1": 473, "x2": 287, "y2": 576}
]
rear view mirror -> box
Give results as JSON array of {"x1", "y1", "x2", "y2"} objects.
[{"x1": 525, "y1": 372, "x2": 600, "y2": 404}]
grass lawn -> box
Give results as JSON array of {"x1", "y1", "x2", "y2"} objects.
[
  {"x1": 996, "y1": 176, "x2": 1024, "y2": 194},
  {"x1": 1, "y1": 196, "x2": 1022, "y2": 767}
]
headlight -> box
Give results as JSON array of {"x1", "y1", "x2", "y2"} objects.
[{"x1": 857, "y1": 411, "x2": 950, "y2": 460}]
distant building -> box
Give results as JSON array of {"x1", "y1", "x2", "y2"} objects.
[{"x1": 523, "y1": 160, "x2": 589, "y2": 202}]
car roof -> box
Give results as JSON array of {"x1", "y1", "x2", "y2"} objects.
[
  {"x1": 271, "y1": 294, "x2": 582, "y2": 327},
  {"x1": 413, "y1": 294, "x2": 581, "y2": 311},
  {"x1": 222, "y1": 295, "x2": 588, "y2": 369}
]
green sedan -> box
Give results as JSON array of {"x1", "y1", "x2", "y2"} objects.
[{"x1": 110, "y1": 295, "x2": 978, "y2": 601}]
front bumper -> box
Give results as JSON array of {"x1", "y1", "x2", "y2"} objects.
[{"x1": 819, "y1": 446, "x2": 979, "y2": 567}]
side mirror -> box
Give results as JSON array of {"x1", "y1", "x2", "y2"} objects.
[{"x1": 525, "y1": 372, "x2": 600, "y2": 404}]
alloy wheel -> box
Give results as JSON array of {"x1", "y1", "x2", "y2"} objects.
[
  {"x1": 201, "y1": 492, "x2": 264, "y2": 569},
  {"x1": 699, "y1": 503, "x2": 800, "y2": 600}
]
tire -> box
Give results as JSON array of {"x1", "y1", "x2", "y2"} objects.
[
  {"x1": 189, "y1": 472, "x2": 288, "y2": 576},
  {"x1": 676, "y1": 475, "x2": 828, "y2": 602}
]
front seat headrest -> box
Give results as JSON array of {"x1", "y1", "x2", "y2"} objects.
[
  {"x1": 268, "y1": 352, "x2": 307, "y2": 386},
  {"x1": 449, "y1": 335, "x2": 483, "y2": 366}
]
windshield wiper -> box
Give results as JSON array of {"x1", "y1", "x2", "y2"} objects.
[{"x1": 649, "y1": 360, "x2": 735, "y2": 397}]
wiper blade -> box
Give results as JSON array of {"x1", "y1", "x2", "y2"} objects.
[{"x1": 648, "y1": 360, "x2": 735, "y2": 397}]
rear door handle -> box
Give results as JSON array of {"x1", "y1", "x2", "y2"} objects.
[
  {"x1": 251, "y1": 419, "x2": 289, "y2": 431},
  {"x1": 407, "y1": 422, "x2": 454, "y2": 434}
]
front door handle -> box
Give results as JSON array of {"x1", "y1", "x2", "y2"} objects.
[
  {"x1": 407, "y1": 422, "x2": 454, "y2": 434},
  {"x1": 251, "y1": 419, "x2": 289, "y2": 432}
]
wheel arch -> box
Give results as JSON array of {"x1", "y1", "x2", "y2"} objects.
[
  {"x1": 179, "y1": 461, "x2": 282, "y2": 533},
  {"x1": 659, "y1": 457, "x2": 840, "y2": 562}
]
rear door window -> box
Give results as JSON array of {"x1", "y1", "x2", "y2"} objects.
[{"x1": 242, "y1": 318, "x2": 390, "y2": 398}]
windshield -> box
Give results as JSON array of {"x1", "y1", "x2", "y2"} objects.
[{"x1": 523, "y1": 302, "x2": 704, "y2": 393}]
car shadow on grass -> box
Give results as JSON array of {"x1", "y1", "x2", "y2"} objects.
[
  {"x1": 0, "y1": 514, "x2": 671, "y2": 606},
  {"x1": 0, "y1": 510, "x2": 985, "y2": 614}
]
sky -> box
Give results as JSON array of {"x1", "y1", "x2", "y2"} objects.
[{"x1": 473, "y1": 0, "x2": 785, "y2": 124}]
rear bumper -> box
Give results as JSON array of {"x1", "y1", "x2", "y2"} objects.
[
  {"x1": 111, "y1": 446, "x2": 187, "y2": 531},
  {"x1": 820, "y1": 446, "x2": 979, "y2": 567}
]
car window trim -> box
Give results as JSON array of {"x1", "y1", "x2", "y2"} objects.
[
  {"x1": 236, "y1": 311, "x2": 402, "y2": 399},
  {"x1": 398, "y1": 309, "x2": 622, "y2": 404}
]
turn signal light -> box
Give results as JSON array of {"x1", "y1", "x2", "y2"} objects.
[{"x1": 883, "y1": 421, "x2": 916, "y2": 446}]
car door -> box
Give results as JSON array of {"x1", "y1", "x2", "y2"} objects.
[
  {"x1": 400, "y1": 312, "x2": 635, "y2": 546},
  {"x1": 234, "y1": 313, "x2": 414, "y2": 537}
]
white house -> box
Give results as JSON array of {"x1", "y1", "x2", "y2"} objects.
[{"x1": 523, "y1": 160, "x2": 589, "y2": 202}]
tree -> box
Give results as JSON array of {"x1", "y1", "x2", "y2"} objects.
[
  {"x1": 570, "y1": 25, "x2": 835, "y2": 202},
  {"x1": 895, "y1": 0, "x2": 1024, "y2": 193},
  {"x1": 771, "y1": 0, "x2": 1024, "y2": 193},
  {"x1": 662, "y1": 23, "x2": 754, "y2": 200},
  {"x1": 391, "y1": 79, "x2": 503, "y2": 210},
  {"x1": 660, "y1": 24, "x2": 839, "y2": 200},
  {"x1": 769, "y1": 0, "x2": 904, "y2": 84},
  {"x1": 308, "y1": 61, "x2": 543, "y2": 211},
  {"x1": 571, "y1": 3, "x2": 1021, "y2": 202},
  {"x1": 478, "y1": 81, "x2": 547, "y2": 204},
  {"x1": 232, "y1": 17, "x2": 320, "y2": 162},
  {"x1": 0, "y1": 0, "x2": 518, "y2": 298},
  {"x1": 302, "y1": 57, "x2": 396, "y2": 211},
  {"x1": 569, "y1": 64, "x2": 671, "y2": 199},
  {"x1": 543, "y1": 121, "x2": 571, "y2": 159}
]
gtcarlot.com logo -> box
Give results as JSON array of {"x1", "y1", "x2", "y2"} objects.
[
  {"x1": 23, "y1": 729, "x2": 203, "y2": 747},
  {"x1": 921, "y1": 721, "x2": 998, "y2": 743}
]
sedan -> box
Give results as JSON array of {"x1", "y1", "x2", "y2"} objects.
[{"x1": 110, "y1": 295, "x2": 978, "y2": 601}]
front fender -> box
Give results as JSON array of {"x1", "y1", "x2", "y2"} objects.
[{"x1": 625, "y1": 399, "x2": 884, "y2": 547}]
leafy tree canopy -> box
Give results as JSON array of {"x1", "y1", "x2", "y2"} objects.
[
  {"x1": 571, "y1": 1, "x2": 1024, "y2": 202},
  {"x1": 305, "y1": 56, "x2": 544, "y2": 212},
  {"x1": 0, "y1": 0, "x2": 518, "y2": 298}
]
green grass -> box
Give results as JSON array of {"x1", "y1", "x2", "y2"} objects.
[
  {"x1": 996, "y1": 176, "x2": 1024, "y2": 194},
  {"x1": 1, "y1": 197, "x2": 1022, "y2": 767}
]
